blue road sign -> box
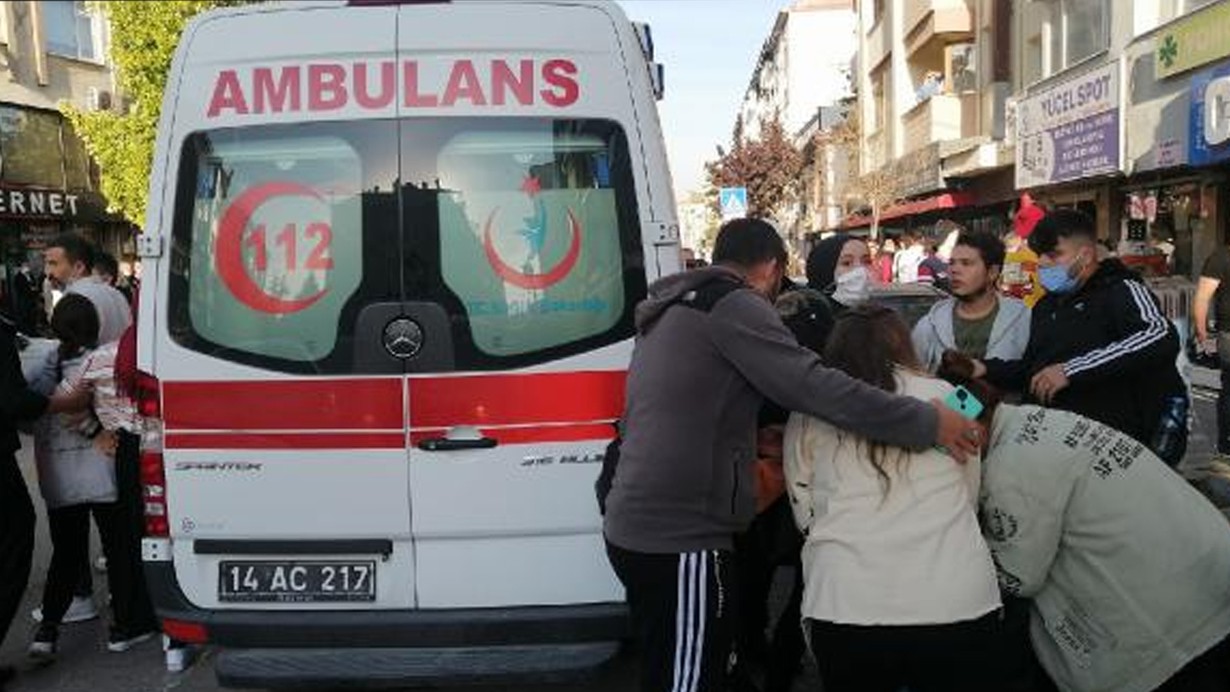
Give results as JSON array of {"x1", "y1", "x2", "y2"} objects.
[{"x1": 719, "y1": 187, "x2": 748, "y2": 220}]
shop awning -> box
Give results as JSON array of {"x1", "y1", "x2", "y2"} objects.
[{"x1": 841, "y1": 191, "x2": 977, "y2": 229}]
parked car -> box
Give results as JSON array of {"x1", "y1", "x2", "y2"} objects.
[{"x1": 869, "y1": 282, "x2": 949, "y2": 328}]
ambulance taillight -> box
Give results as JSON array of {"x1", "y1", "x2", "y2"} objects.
[{"x1": 136, "y1": 370, "x2": 169, "y2": 538}]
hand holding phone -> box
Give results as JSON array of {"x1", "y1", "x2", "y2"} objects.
[{"x1": 942, "y1": 385, "x2": 984, "y2": 421}]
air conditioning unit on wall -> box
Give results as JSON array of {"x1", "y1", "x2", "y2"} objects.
[{"x1": 85, "y1": 86, "x2": 111, "y2": 111}]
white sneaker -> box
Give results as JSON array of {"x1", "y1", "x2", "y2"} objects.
[
  {"x1": 31, "y1": 596, "x2": 99, "y2": 624},
  {"x1": 165, "y1": 645, "x2": 193, "y2": 673},
  {"x1": 107, "y1": 629, "x2": 156, "y2": 653}
]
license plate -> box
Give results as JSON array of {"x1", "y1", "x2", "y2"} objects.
[{"x1": 218, "y1": 560, "x2": 376, "y2": 603}]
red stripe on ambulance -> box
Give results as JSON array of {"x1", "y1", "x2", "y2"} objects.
[
  {"x1": 406, "y1": 371, "x2": 626, "y2": 429},
  {"x1": 162, "y1": 379, "x2": 405, "y2": 430},
  {"x1": 160, "y1": 371, "x2": 626, "y2": 449}
]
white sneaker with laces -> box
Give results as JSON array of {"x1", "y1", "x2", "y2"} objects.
[{"x1": 30, "y1": 596, "x2": 99, "y2": 624}]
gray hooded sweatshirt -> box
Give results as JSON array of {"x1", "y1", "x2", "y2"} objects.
[{"x1": 603, "y1": 266, "x2": 938, "y2": 554}]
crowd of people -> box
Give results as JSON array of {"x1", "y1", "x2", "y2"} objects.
[
  {"x1": 0, "y1": 234, "x2": 182, "y2": 692},
  {"x1": 603, "y1": 212, "x2": 1230, "y2": 692}
]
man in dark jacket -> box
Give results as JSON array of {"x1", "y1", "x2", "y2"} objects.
[
  {"x1": 0, "y1": 310, "x2": 49, "y2": 688},
  {"x1": 603, "y1": 218, "x2": 983, "y2": 692},
  {"x1": 969, "y1": 209, "x2": 1188, "y2": 465}
]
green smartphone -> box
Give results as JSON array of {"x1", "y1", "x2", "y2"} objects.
[{"x1": 943, "y1": 385, "x2": 984, "y2": 420}]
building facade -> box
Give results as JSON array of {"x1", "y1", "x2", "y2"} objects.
[
  {"x1": 1010, "y1": 0, "x2": 1225, "y2": 284},
  {"x1": 0, "y1": 1, "x2": 128, "y2": 295},
  {"x1": 736, "y1": 0, "x2": 858, "y2": 251},
  {"x1": 851, "y1": 0, "x2": 1016, "y2": 238}
]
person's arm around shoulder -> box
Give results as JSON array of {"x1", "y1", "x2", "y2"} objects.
[{"x1": 708, "y1": 290, "x2": 979, "y2": 459}]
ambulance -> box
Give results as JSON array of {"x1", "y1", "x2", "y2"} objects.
[{"x1": 133, "y1": 0, "x2": 676, "y2": 685}]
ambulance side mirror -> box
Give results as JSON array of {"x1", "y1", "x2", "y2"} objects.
[
  {"x1": 632, "y1": 22, "x2": 654, "y2": 61},
  {"x1": 650, "y1": 63, "x2": 665, "y2": 101}
]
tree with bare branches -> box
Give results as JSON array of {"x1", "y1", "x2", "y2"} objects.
[
  {"x1": 826, "y1": 108, "x2": 902, "y2": 238},
  {"x1": 704, "y1": 114, "x2": 804, "y2": 220}
]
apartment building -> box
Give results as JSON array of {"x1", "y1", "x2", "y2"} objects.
[
  {"x1": 0, "y1": 1, "x2": 127, "y2": 286},
  {"x1": 851, "y1": 0, "x2": 1016, "y2": 237},
  {"x1": 736, "y1": 0, "x2": 858, "y2": 247}
]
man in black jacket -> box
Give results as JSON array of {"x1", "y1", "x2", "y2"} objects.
[{"x1": 967, "y1": 209, "x2": 1188, "y2": 466}]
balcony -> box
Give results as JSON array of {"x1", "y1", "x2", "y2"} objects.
[
  {"x1": 901, "y1": 93, "x2": 978, "y2": 154},
  {"x1": 903, "y1": 0, "x2": 973, "y2": 57}
]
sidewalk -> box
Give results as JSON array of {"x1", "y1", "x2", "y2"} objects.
[{"x1": 2, "y1": 436, "x2": 170, "y2": 692}]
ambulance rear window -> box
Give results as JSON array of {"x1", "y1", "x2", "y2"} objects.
[{"x1": 167, "y1": 117, "x2": 645, "y2": 374}]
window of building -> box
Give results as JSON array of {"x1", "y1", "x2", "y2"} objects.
[
  {"x1": 1061, "y1": 0, "x2": 1108, "y2": 67},
  {"x1": 1021, "y1": 2, "x2": 1047, "y2": 85},
  {"x1": 42, "y1": 0, "x2": 102, "y2": 62},
  {"x1": 947, "y1": 42, "x2": 977, "y2": 93},
  {"x1": 871, "y1": 69, "x2": 887, "y2": 132},
  {"x1": 1030, "y1": 0, "x2": 1108, "y2": 83},
  {"x1": 1135, "y1": 0, "x2": 1219, "y2": 36}
]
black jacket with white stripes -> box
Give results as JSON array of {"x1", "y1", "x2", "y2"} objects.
[{"x1": 984, "y1": 259, "x2": 1185, "y2": 447}]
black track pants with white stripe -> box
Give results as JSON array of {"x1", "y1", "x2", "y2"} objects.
[{"x1": 607, "y1": 541, "x2": 736, "y2": 692}]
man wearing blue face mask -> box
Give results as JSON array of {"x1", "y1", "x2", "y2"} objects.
[{"x1": 960, "y1": 209, "x2": 1189, "y2": 467}]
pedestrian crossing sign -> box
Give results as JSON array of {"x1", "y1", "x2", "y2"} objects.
[{"x1": 719, "y1": 187, "x2": 748, "y2": 220}]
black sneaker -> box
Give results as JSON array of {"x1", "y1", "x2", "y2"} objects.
[
  {"x1": 28, "y1": 623, "x2": 58, "y2": 661},
  {"x1": 106, "y1": 628, "x2": 156, "y2": 653}
]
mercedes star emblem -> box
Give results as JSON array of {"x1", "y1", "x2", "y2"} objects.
[{"x1": 383, "y1": 317, "x2": 424, "y2": 359}]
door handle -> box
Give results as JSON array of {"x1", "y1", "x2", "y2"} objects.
[{"x1": 417, "y1": 437, "x2": 498, "y2": 452}]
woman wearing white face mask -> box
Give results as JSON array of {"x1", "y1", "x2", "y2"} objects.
[{"x1": 806, "y1": 234, "x2": 876, "y2": 309}]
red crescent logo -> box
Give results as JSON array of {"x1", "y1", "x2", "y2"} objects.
[
  {"x1": 215, "y1": 182, "x2": 329, "y2": 314},
  {"x1": 482, "y1": 208, "x2": 582, "y2": 289}
]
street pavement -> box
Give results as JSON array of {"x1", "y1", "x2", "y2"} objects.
[{"x1": 3, "y1": 385, "x2": 1224, "y2": 692}]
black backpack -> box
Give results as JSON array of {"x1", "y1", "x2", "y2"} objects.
[{"x1": 595, "y1": 274, "x2": 746, "y2": 515}]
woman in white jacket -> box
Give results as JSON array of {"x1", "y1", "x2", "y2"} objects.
[{"x1": 784, "y1": 304, "x2": 1005, "y2": 692}]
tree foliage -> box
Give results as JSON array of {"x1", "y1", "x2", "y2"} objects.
[
  {"x1": 704, "y1": 114, "x2": 803, "y2": 219},
  {"x1": 61, "y1": 1, "x2": 256, "y2": 226}
]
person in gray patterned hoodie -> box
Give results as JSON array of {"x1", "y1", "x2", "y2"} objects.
[{"x1": 958, "y1": 376, "x2": 1230, "y2": 692}]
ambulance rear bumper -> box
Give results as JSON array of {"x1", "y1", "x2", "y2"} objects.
[{"x1": 144, "y1": 562, "x2": 630, "y2": 648}]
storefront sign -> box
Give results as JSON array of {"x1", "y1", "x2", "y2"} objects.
[
  {"x1": 1016, "y1": 64, "x2": 1120, "y2": 189},
  {"x1": 0, "y1": 186, "x2": 81, "y2": 219},
  {"x1": 1189, "y1": 61, "x2": 1230, "y2": 165},
  {"x1": 1156, "y1": 1, "x2": 1230, "y2": 79},
  {"x1": 1156, "y1": 139, "x2": 1183, "y2": 168}
]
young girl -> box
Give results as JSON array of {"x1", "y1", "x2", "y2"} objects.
[
  {"x1": 28, "y1": 294, "x2": 155, "y2": 660},
  {"x1": 784, "y1": 305, "x2": 1004, "y2": 692}
]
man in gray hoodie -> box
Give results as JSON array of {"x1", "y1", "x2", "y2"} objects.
[{"x1": 603, "y1": 218, "x2": 982, "y2": 692}]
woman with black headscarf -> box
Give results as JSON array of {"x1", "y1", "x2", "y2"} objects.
[{"x1": 806, "y1": 233, "x2": 875, "y2": 309}]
